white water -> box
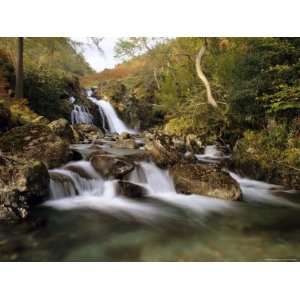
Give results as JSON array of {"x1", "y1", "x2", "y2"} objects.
[
  {"x1": 86, "y1": 89, "x2": 135, "y2": 134},
  {"x1": 229, "y1": 172, "x2": 299, "y2": 208},
  {"x1": 46, "y1": 160, "x2": 233, "y2": 221},
  {"x1": 71, "y1": 105, "x2": 93, "y2": 125},
  {"x1": 195, "y1": 145, "x2": 229, "y2": 163}
]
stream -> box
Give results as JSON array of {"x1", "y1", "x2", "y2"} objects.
[{"x1": 1, "y1": 94, "x2": 300, "y2": 261}]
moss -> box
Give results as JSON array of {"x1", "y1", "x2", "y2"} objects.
[
  {"x1": 8, "y1": 99, "x2": 49, "y2": 126},
  {"x1": 233, "y1": 126, "x2": 300, "y2": 188}
]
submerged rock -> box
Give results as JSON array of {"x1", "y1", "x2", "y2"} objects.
[
  {"x1": 170, "y1": 163, "x2": 241, "y2": 201},
  {"x1": 48, "y1": 118, "x2": 76, "y2": 143},
  {"x1": 90, "y1": 154, "x2": 134, "y2": 179},
  {"x1": 72, "y1": 124, "x2": 104, "y2": 142},
  {"x1": 0, "y1": 123, "x2": 71, "y2": 168},
  {"x1": 0, "y1": 153, "x2": 49, "y2": 221}
]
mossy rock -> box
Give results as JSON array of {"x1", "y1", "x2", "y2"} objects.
[
  {"x1": 0, "y1": 124, "x2": 71, "y2": 169},
  {"x1": 0, "y1": 153, "x2": 49, "y2": 221},
  {"x1": 170, "y1": 163, "x2": 241, "y2": 201}
]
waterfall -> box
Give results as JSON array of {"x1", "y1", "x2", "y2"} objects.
[
  {"x1": 87, "y1": 95, "x2": 109, "y2": 133},
  {"x1": 229, "y1": 172, "x2": 299, "y2": 208},
  {"x1": 97, "y1": 100, "x2": 135, "y2": 134},
  {"x1": 86, "y1": 89, "x2": 135, "y2": 134},
  {"x1": 129, "y1": 162, "x2": 175, "y2": 193},
  {"x1": 46, "y1": 159, "x2": 232, "y2": 220},
  {"x1": 195, "y1": 145, "x2": 229, "y2": 163},
  {"x1": 71, "y1": 105, "x2": 93, "y2": 125}
]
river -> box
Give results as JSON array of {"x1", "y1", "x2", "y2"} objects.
[{"x1": 1, "y1": 95, "x2": 300, "y2": 261}]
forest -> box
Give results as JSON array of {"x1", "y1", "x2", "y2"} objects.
[{"x1": 0, "y1": 37, "x2": 300, "y2": 261}]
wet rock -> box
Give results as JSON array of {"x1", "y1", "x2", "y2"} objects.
[
  {"x1": 170, "y1": 163, "x2": 241, "y2": 201},
  {"x1": 119, "y1": 132, "x2": 131, "y2": 140},
  {"x1": 48, "y1": 118, "x2": 75, "y2": 143},
  {"x1": 90, "y1": 154, "x2": 134, "y2": 179},
  {"x1": 117, "y1": 181, "x2": 147, "y2": 198},
  {"x1": 72, "y1": 124, "x2": 104, "y2": 142},
  {"x1": 144, "y1": 132, "x2": 183, "y2": 167},
  {"x1": 0, "y1": 153, "x2": 49, "y2": 221},
  {"x1": 112, "y1": 139, "x2": 138, "y2": 149},
  {"x1": 49, "y1": 171, "x2": 78, "y2": 195},
  {"x1": 0, "y1": 124, "x2": 71, "y2": 169},
  {"x1": 185, "y1": 134, "x2": 202, "y2": 153},
  {"x1": 64, "y1": 165, "x2": 94, "y2": 180}
]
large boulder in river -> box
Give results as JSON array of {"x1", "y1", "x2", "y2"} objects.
[
  {"x1": 0, "y1": 124, "x2": 71, "y2": 169},
  {"x1": 170, "y1": 163, "x2": 241, "y2": 201},
  {"x1": 72, "y1": 124, "x2": 104, "y2": 142},
  {"x1": 48, "y1": 118, "x2": 76, "y2": 143},
  {"x1": 0, "y1": 153, "x2": 49, "y2": 221},
  {"x1": 144, "y1": 132, "x2": 184, "y2": 167},
  {"x1": 90, "y1": 154, "x2": 134, "y2": 179}
]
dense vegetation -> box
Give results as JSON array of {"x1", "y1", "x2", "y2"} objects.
[
  {"x1": 84, "y1": 37, "x2": 300, "y2": 184},
  {"x1": 1, "y1": 37, "x2": 300, "y2": 186},
  {"x1": 0, "y1": 38, "x2": 94, "y2": 120}
]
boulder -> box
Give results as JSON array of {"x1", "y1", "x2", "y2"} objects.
[
  {"x1": 0, "y1": 124, "x2": 71, "y2": 169},
  {"x1": 48, "y1": 118, "x2": 76, "y2": 143},
  {"x1": 112, "y1": 138, "x2": 138, "y2": 149},
  {"x1": 0, "y1": 153, "x2": 49, "y2": 221},
  {"x1": 144, "y1": 132, "x2": 183, "y2": 167},
  {"x1": 72, "y1": 124, "x2": 104, "y2": 142},
  {"x1": 117, "y1": 181, "x2": 147, "y2": 198},
  {"x1": 90, "y1": 154, "x2": 134, "y2": 179},
  {"x1": 9, "y1": 99, "x2": 49, "y2": 126},
  {"x1": 119, "y1": 132, "x2": 131, "y2": 140},
  {"x1": 170, "y1": 163, "x2": 241, "y2": 201},
  {"x1": 185, "y1": 134, "x2": 202, "y2": 153}
]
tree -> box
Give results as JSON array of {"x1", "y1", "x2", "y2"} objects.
[
  {"x1": 195, "y1": 38, "x2": 218, "y2": 108},
  {"x1": 114, "y1": 38, "x2": 167, "y2": 90},
  {"x1": 15, "y1": 37, "x2": 24, "y2": 99}
]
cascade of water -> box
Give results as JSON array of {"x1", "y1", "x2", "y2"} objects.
[
  {"x1": 131, "y1": 162, "x2": 232, "y2": 213},
  {"x1": 195, "y1": 145, "x2": 229, "y2": 163},
  {"x1": 130, "y1": 162, "x2": 175, "y2": 193},
  {"x1": 229, "y1": 172, "x2": 298, "y2": 207},
  {"x1": 46, "y1": 158, "x2": 233, "y2": 220},
  {"x1": 87, "y1": 95, "x2": 109, "y2": 133},
  {"x1": 71, "y1": 105, "x2": 93, "y2": 125},
  {"x1": 86, "y1": 91, "x2": 135, "y2": 134},
  {"x1": 49, "y1": 161, "x2": 104, "y2": 199}
]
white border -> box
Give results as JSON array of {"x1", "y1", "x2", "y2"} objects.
[
  {"x1": 0, "y1": 262, "x2": 299, "y2": 299},
  {"x1": 1, "y1": 0, "x2": 300, "y2": 36}
]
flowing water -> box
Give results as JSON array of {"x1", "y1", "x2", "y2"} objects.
[
  {"x1": 1, "y1": 97, "x2": 300, "y2": 261},
  {"x1": 71, "y1": 105, "x2": 93, "y2": 125},
  {"x1": 86, "y1": 90, "x2": 135, "y2": 134}
]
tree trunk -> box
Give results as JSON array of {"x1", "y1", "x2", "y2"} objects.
[
  {"x1": 153, "y1": 68, "x2": 160, "y2": 90},
  {"x1": 15, "y1": 37, "x2": 24, "y2": 99},
  {"x1": 195, "y1": 39, "x2": 218, "y2": 108}
]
